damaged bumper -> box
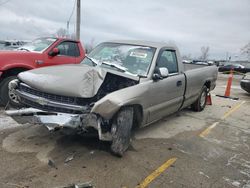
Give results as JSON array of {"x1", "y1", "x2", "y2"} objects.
[{"x1": 5, "y1": 108, "x2": 112, "y2": 141}]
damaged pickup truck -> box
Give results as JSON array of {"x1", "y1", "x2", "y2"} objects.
[{"x1": 7, "y1": 40, "x2": 218, "y2": 156}]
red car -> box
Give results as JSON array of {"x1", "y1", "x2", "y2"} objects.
[{"x1": 0, "y1": 37, "x2": 85, "y2": 106}]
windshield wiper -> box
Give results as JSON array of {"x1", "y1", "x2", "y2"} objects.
[
  {"x1": 86, "y1": 56, "x2": 99, "y2": 66},
  {"x1": 101, "y1": 61, "x2": 126, "y2": 72},
  {"x1": 86, "y1": 57, "x2": 127, "y2": 73}
]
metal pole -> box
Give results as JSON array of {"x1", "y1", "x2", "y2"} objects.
[
  {"x1": 67, "y1": 21, "x2": 69, "y2": 37},
  {"x1": 76, "y1": 0, "x2": 81, "y2": 40}
]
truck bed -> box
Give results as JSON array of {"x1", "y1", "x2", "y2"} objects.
[
  {"x1": 181, "y1": 63, "x2": 218, "y2": 109},
  {"x1": 183, "y1": 63, "x2": 215, "y2": 71}
]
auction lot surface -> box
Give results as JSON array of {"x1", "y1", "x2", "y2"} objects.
[{"x1": 0, "y1": 73, "x2": 250, "y2": 188}]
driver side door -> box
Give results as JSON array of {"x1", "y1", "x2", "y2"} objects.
[
  {"x1": 147, "y1": 49, "x2": 185, "y2": 123},
  {"x1": 42, "y1": 41, "x2": 81, "y2": 67}
]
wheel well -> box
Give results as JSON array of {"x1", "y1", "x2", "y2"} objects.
[
  {"x1": 204, "y1": 81, "x2": 211, "y2": 91},
  {"x1": 1, "y1": 67, "x2": 29, "y2": 79},
  {"x1": 131, "y1": 104, "x2": 143, "y2": 129},
  {"x1": 111, "y1": 104, "x2": 143, "y2": 130}
]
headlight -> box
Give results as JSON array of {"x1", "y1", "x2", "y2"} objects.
[
  {"x1": 243, "y1": 73, "x2": 250, "y2": 80},
  {"x1": 8, "y1": 79, "x2": 19, "y2": 90}
]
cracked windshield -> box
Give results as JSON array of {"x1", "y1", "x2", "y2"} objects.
[{"x1": 82, "y1": 43, "x2": 156, "y2": 76}]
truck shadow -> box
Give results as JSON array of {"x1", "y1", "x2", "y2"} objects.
[{"x1": 55, "y1": 131, "x2": 111, "y2": 154}]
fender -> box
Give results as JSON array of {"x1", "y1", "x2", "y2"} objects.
[
  {"x1": 1, "y1": 63, "x2": 35, "y2": 72},
  {"x1": 91, "y1": 82, "x2": 149, "y2": 120}
]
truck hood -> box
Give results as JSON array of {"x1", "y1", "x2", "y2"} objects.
[
  {"x1": 0, "y1": 50, "x2": 39, "y2": 56},
  {"x1": 0, "y1": 50, "x2": 41, "y2": 69},
  {"x1": 18, "y1": 64, "x2": 139, "y2": 98}
]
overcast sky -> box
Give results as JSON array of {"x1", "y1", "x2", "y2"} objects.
[{"x1": 0, "y1": 0, "x2": 249, "y2": 60}]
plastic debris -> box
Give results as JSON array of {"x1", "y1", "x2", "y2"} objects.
[
  {"x1": 48, "y1": 159, "x2": 57, "y2": 169},
  {"x1": 56, "y1": 182, "x2": 93, "y2": 188},
  {"x1": 65, "y1": 154, "x2": 75, "y2": 163}
]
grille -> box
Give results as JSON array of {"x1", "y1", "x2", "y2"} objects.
[
  {"x1": 21, "y1": 98, "x2": 78, "y2": 114},
  {"x1": 19, "y1": 83, "x2": 76, "y2": 105},
  {"x1": 241, "y1": 82, "x2": 246, "y2": 87}
]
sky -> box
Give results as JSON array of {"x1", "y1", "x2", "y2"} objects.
[{"x1": 0, "y1": 0, "x2": 249, "y2": 60}]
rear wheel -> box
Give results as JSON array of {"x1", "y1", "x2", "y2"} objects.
[
  {"x1": 191, "y1": 86, "x2": 208, "y2": 112},
  {"x1": 0, "y1": 76, "x2": 22, "y2": 108},
  {"x1": 110, "y1": 107, "x2": 134, "y2": 157}
]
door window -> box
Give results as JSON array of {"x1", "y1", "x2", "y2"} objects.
[
  {"x1": 56, "y1": 41, "x2": 80, "y2": 57},
  {"x1": 157, "y1": 50, "x2": 178, "y2": 74}
]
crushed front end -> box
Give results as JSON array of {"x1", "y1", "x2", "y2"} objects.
[
  {"x1": 7, "y1": 79, "x2": 113, "y2": 141},
  {"x1": 7, "y1": 69, "x2": 138, "y2": 142}
]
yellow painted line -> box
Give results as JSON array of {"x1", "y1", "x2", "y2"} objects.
[
  {"x1": 221, "y1": 101, "x2": 246, "y2": 120},
  {"x1": 199, "y1": 100, "x2": 246, "y2": 137},
  {"x1": 199, "y1": 122, "x2": 220, "y2": 137},
  {"x1": 135, "y1": 157, "x2": 177, "y2": 188}
]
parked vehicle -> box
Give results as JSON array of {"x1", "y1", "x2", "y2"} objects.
[
  {"x1": 4, "y1": 40, "x2": 27, "y2": 49},
  {"x1": 0, "y1": 37, "x2": 85, "y2": 106},
  {"x1": 218, "y1": 63, "x2": 250, "y2": 73},
  {"x1": 240, "y1": 73, "x2": 250, "y2": 93},
  {"x1": 7, "y1": 40, "x2": 218, "y2": 156}
]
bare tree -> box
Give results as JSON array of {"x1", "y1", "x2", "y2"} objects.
[
  {"x1": 241, "y1": 42, "x2": 250, "y2": 61},
  {"x1": 199, "y1": 46, "x2": 209, "y2": 61},
  {"x1": 85, "y1": 38, "x2": 95, "y2": 54},
  {"x1": 69, "y1": 33, "x2": 76, "y2": 40},
  {"x1": 54, "y1": 28, "x2": 68, "y2": 38},
  {"x1": 182, "y1": 54, "x2": 192, "y2": 60}
]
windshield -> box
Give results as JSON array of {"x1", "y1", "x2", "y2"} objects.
[
  {"x1": 81, "y1": 42, "x2": 156, "y2": 77},
  {"x1": 17, "y1": 38, "x2": 57, "y2": 52}
]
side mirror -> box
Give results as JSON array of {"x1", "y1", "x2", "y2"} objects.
[
  {"x1": 48, "y1": 48, "x2": 59, "y2": 57},
  {"x1": 159, "y1": 67, "x2": 169, "y2": 78},
  {"x1": 152, "y1": 67, "x2": 169, "y2": 81}
]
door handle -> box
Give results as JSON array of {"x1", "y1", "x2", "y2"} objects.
[
  {"x1": 177, "y1": 81, "x2": 182, "y2": 87},
  {"x1": 35, "y1": 60, "x2": 44, "y2": 65}
]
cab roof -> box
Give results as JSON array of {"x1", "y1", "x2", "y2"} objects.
[{"x1": 106, "y1": 40, "x2": 177, "y2": 50}]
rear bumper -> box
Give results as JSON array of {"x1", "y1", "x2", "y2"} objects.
[{"x1": 240, "y1": 79, "x2": 250, "y2": 93}]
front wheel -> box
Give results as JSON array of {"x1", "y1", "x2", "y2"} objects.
[
  {"x1": 191, "y1": 86, "x2": 208, "y2": 112},
  {"x1": 0, "y1": 76, "x2": 22, "y2": 108},
  {"x1": 110, "y1": 107, "x2": 134, "y2": 157}
]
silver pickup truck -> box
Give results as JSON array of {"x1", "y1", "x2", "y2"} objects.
[{"x1": 7, "y1": 40, "x2": 218, "y2": 156}]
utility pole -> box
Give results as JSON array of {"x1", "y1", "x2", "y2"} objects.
[{"x1": 76, "y1": 0, "x2": 81, "y2": 40}]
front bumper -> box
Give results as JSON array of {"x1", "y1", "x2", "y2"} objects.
[
  {"x1": 240, "y1": 79, "x2": 250, "y2": 93},
  {"x1": 5, "y1": 108, "x2": 112, "y2": 141}
]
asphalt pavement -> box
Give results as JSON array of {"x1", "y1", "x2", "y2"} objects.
[{"x1": 0, "y1": 73, "x2": 249, "y2": 188}]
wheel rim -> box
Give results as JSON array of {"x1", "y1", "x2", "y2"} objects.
[
  {"x1": 200, "y1": 90, "x2": 206, "y2": 107},
  {"x1": 8, "y1": 89, "x2": 19, "y2": 104},
  {"x1": 111, "y1": 124, "x2": 117, "y2": 136}
]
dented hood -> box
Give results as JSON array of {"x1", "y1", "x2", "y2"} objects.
[
  {"x1": 18, "y1": 64, "x2": 107, "y2": 98},
  {"x1": 18, "y1": 64, "x2": 139, "y2": 98}
]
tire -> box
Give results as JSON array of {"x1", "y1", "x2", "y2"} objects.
[
  {"x1": 0, "y1": 81, "x2": 4, "y2": 105},
  {"x1": 110, "y1": 107, "x2": 134, "y2": 157},
  {"x1": 191, "y1": 86, "x2": 208, "y2": 112},
  {"x1": 0, "y1": 76, "x2": 22, "y2": 108}
]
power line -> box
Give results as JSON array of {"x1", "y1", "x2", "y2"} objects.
[
  {"x1": 68, "y1": 0, "x2": 76, "y2": 24},
  {"x1": 66, "y1": 0, "x2": 76, "y2": 36}
]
